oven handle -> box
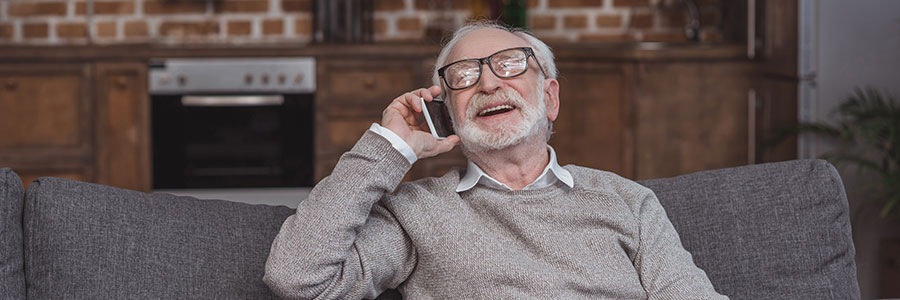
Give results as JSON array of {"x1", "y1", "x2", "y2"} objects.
[{"x1": 181, "y1": 95, "x2": 285, "y2": 106}]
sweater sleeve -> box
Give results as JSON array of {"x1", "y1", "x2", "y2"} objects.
[
  {"x1": 263, "y1": 131, "x2": 417, "y2": 300},
  {"x1": 632, "y1": 188, "x2": 729, "y2": 299}
]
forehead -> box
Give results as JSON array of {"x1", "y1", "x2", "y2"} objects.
[{"x1": 448, "y1": 28, "x2": 532, "y2": 61}]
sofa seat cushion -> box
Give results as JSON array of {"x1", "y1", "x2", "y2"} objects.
[
  {"x1": 0, "y1": 168, "x2": 25, "y2": 299},
  {"x1": 23, "y1": 177, "x2": 296, "y2": 299},
  {"x1": 640, "y1": 159, "x2": 859, "y2": 299}
]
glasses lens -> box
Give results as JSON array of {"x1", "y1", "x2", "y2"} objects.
[
  {"x1": 445, "y1": 60, "x2": 481, "y2": 89},
  {"x1": 490, "y1": 49, "x2": 528, "y2": 78}
]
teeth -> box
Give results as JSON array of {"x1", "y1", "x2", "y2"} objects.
[{"x1": 479, "y1": 104, "x2": 514, "y2": 116}]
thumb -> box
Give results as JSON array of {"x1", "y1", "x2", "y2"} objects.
[{"x1": 435, "y1": 135, "x2": 461, "y2": 152}]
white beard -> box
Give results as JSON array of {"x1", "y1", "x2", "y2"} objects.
[{"x1": 453, "y1": 85, "x2": 547, "y2": 152}]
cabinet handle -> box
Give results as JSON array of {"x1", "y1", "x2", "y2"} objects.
[
  {"x1": 115, "y1": 77, "x2": 128, "y2": 89},
  {"x1": 747, "y1": 0, "x2": 756, "y2": 59},
  {"x1": 748, "y1": 89, "x2": 757, "y2": 164},
  {"x1": 4, "y1": 80, "x2": 17, "y2": 91},
  {"x1": 363, "y1": 78, "x2": 376, "y2": 89}
]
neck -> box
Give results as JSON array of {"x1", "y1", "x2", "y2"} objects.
[{"x1": 466, "y1": 134, "x2": 550, "y2": 190}]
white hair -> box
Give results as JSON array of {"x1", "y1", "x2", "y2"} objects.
[{"x1": 432, "y1": 20, "x2": 557, "y2": 142}]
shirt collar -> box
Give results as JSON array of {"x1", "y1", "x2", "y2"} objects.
[{"x1": 456, "y1": 145, "x2": 574, "y2": 192}]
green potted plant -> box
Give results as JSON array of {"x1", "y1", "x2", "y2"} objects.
[{"x1": 771, "y1": 87, "x2": 899, "y2": 219}]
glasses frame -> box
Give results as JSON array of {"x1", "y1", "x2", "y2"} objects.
[{"x1": 437, "y1": 47, "x2": 548, "y2": 91}]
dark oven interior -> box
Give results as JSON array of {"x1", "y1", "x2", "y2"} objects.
[{"x1": 151, "y1": 94, "x2": 315, "y2": 189}]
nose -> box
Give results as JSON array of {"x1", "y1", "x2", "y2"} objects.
[{"x1": 475, "y1": 63, "x2": 503, "y2": 94}]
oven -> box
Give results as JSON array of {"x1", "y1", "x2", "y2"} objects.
[{"x1": 148, "y1": 58, "x2": 316, "y2": 207}]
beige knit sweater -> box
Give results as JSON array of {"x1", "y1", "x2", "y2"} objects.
[{"x1": 264, "y1": 131, "x2": 726, "y2": 299}]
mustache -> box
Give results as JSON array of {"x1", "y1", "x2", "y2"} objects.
[{"x1": 465, "y1": 88, "x2": 528, "y2": 120}]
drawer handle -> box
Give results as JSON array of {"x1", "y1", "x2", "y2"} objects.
[
  {"x1": 363, "y1": 78, "x2": 376, "y2": 89},
  {"x1": 115, "y1": 77, "x2": 128, "y2": 89},
  {"x1": 4, "y1": 80, "x2": 17, "y2": 91}
]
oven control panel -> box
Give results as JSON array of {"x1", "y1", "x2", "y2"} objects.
[{"x1": 148, "y1": 58, "x2": 316, "y2": 95}]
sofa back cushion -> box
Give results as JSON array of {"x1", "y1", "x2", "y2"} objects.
[
  {"x1": 640, "y1": 159, "x2": 860, "y2": 299},
  {"x1": 23, "y1": 177, "x2": 296, "y2": 299},
  {"x1": 0, "y1": 168, "x2": 25, "y2": 299}
]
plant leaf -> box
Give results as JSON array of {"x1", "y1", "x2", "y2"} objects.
[
  {"x1": 821, "y1": 153, "x2": 886, "y2": 176},
  {"x1": 880, "y1": 194, "x2": 900, "y2": 218}
]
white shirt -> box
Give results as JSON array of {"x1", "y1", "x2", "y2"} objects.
[{"x1": 369, "y1": 123, "x2": 574, "y2": 192}]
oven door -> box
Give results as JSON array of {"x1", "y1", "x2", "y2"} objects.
[{"x1": 152, "y1": 94, "x2": 314, "y2": 189}]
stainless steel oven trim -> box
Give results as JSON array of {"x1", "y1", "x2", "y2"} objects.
[
  {"x1": 148, "y1": 57, "x2": 316, "y2": 95},
  {"x1": 182, "y1": 95, "x2": 285, "y2": 107}
]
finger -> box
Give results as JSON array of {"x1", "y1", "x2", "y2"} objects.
[
  {"x1": 385, "y1": 101, "x2": 420, "y2": 129},
  {"x1": 416, "y1": 87, "x2": 434, "y2": 102},
  {"x1": 427, "y1": 85, "x2": 442, "y2": 99},
  {"x1": 434, "y1": 135, "x2": 460, "y2": 153},
  {"x1": 402, "y1": 92, "x2": 423, "y2": 113},
  {"x1": 391, "y1": 91, "x2": 423, "y2": 115},
  {"x1": 386, "y1": 100, "x2": 412, "y2": 120},
  {"x1": 445, "y1": 135, "x2": 461, "y2": 145}
]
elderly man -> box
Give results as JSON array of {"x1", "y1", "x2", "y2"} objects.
[{"x1": 264, "y1": 22, "x2": 726, "y2": 299}]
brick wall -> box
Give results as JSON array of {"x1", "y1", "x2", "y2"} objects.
[{"x1": 0, "y1": 0, "x2": 721, "y2": 45}]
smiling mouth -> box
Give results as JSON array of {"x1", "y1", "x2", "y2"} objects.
[{"x1": 477, "y1": 104, "x2": 516, "y2": 117}]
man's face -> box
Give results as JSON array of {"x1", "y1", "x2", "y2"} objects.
[{"x1": 444, "y1": 29, "x2": 556, "y2": 152}]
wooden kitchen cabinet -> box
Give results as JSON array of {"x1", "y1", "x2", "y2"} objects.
[
  {"x1": 0, "y1": 44, "x2": 768, "y2": 189},
  {"x1": 93, "y1": 62, "x2": 151, "y2": 192},
  {"x1": 634, "y1": 61, "x2": 756, "y2": 180},
  {"x1": 0, "y1": 63, "x2": 95, "y2": 188},
  {"x1": 754, "y1": 77, "x2": 797, "y2": 164},
  {"x1": 757, "y1": 0, "x2": 799, "y2": 78},
  {"x1": 554, "y1": 62, "x2": 633, "y2": 178},
  {"x1": 0, "y1": 62, "x2": 150, "y2": 191},
  {"x1": 314, "y1": 47, "x2": 759, "y2": 182}
]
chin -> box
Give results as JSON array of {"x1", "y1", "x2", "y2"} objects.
[{"x1": 458, "y1": 118, "x2": 546, "y2": 153}]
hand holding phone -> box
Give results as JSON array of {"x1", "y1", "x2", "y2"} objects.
[
  {"x1": 380, "y1": 86, "x2": 458, "y2": 160},
  {"x1": 420, "y1": 97, "x2": 455, "y2": 139}
]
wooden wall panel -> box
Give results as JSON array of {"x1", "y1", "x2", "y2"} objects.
[
  {"x1": 635, "y1": 62, "x2": 754, "y2": 179},
  {"x1": 554, "y1": 62, "x2": 633, "y2": 178},
  {"x1": 94, "y1": 62, "x2": 151, "y2": 191}
]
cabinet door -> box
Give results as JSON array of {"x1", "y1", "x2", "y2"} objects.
[
  {"x1": 555, "y1": 62, "x2": 634, "y2": 178},
  {"x1": 0, "y1": 63, "x2": 94, "y2": 187},
  {"x1": 94, "y1": 62, "x2": 151, "y2": 192},
  {"x1": 758, "y1": 0, "x2": 799, "y2": 77},
  {"x1": 635, "y1": 62, "x2": 755, "y2": 179},
  {"x1": 315, "y1": 59, "x2": 418, "y2": 181}
]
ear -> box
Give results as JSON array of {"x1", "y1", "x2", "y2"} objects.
[{"x1": 543, "y1": 78, "x2": 560, "y2": 122}]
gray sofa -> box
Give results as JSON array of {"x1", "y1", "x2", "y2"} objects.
[{"x1": 0, "y1": 159, "x2": 860, "y2": 299}]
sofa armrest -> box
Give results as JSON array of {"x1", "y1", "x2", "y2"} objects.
[
  {"x1": 0, "y1": 168, "x2": 26, "y2": 299},
  {"x1": 640, "y1": 159, "x2": 860, "y2": 299}
]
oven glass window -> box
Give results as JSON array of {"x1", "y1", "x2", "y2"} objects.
[{"x1": 152, "y1": 95, "x2": 314, "y2": 189}]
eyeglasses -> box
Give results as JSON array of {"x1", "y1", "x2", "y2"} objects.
[{"x1": 438, "y1": 47, "x2": 547, "y2": 91}]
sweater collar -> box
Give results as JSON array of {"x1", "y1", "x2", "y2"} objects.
[{"x1": 456, "y1": 145, "x2": 574, "y2": 192}]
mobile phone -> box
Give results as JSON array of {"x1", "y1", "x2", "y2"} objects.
[{"x1": 420, "y1": 97, "x2": 455, "y2": 139}]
